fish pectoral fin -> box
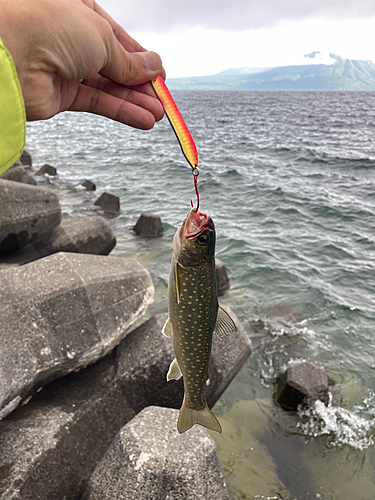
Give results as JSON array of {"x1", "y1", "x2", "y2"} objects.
[
  {"x1": 167, "y1": 358, "x2": 183, "y2": 382},
  {"x1": 214, "y1": 306, "x2": 237, "y2": 340},
  {"x1": 162, "y1": 317, "x2": 173, "y2": 338},
  {"x1": 174, "y1": 262, "x2": 181, "y2": 304}
]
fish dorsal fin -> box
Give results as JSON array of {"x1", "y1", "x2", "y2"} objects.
[
  {"x1": 174, "y1": 262, "x2": 181, "y2": 304},
  {"x1": 214, "y1": 306, "x2": 237, "y2": 340},
  {"x1": 167, "y1": 358, "x2": 183, "y2": 381},
  {"x1": 162, "y1": 318, "x2": 173, "y2": 338}
]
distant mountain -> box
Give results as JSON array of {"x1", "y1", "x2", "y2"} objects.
[{"x1": 166, "y1": 54, "x2": 375, "y2": 91}]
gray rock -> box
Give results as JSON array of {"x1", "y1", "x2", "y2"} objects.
[
  {"x1": 36, "y1": 217, "x2": 116, "y2": 256},
  {"x1": 134, "y1": 213, "x2": 163, "y2": 238},
  {"x1": 19, "y1": 150, "x2": 32, "y2": 166},
  {"x1": 0, "y1": 309, "x2": 250, "y2": 499},
  {"x1": 94, "y1": 192, "x2": 120, "y2": 214},
  {"x1": 0, "y1": 179, "x2": 61, "y2": 252},
  {"x1": 10, "y1": 159, "x2": 23, "y2": 169},
  {"x1": 35, "y1": 164, "x2": 57, "y2": 176},
  {"x1": 216, "y1": 258, "x2": 230, "y2": 295},
  {"x1": 0, "y1": 252, "x2": 154, "y2": 418},
  {"x1": 0, "y1": 217, "x2": 117, "y2": 266},
  {"x1": 276, "y1": 362, "x2": 330, "y2": 411},
  {"x1": 82, "y1": 406, "x2": 230, "y2": 500},
  {"x1": 81, "y1": 179, "x2": 96, "y2": 191},
  {"x1": 1, "y1": 166, "x2": 37, "y2": 185}
]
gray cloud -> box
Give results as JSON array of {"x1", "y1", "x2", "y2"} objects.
[{"x1": 101, "y1": 0, "x2": 375, "y2": 32}]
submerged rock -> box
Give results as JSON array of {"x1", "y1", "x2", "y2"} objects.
[
  {"x1": 1, "y1": 166, "x2": 37, "y2": 185},
  {"x1": 134, "y1": 213, "x2": 163, "y2": 238},
  {"x1": 0, "y1": 252, "x2": 154, "y2": 418},
  {"x1": 0, "y1": 309, "x2": 250, "y2": 498},
  {"x1": 0, "y1": 217, "x2": 117, "y2": 265},
  {"x1": 35, "y1": 164, "x2": 57, "y2": 176},
  {"x1": 216, "y1": 258, "x2": 230, "y2": 295},
  {"x1": 19, "y1": 149, "x2": 32, "y2": 167},
  {"x1": 276, "y1": 362, "x2": 330, "y2": 411},
  {"x1": 0, "y1": 179, "x2": 61, "y2": 252},
  {"x1": 82, "y1": 406, "x2": 230, "y2": 500},
  {"x1": 81, "y1": 179, "x2": 96, "y2": 191},
  {"x1": 94, "y1": 192, "x2": 120, "y2": 214}
]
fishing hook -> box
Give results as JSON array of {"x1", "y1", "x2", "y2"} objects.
[{"x1": 190, "y1": 167, "x2": 200, "y2": 211}]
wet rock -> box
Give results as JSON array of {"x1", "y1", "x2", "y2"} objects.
[
  {"x1": 94, "y1": 192, "x2": 120, "y2": 214},
  {"x1": 0, "y1": 309, "x2": 250, "y2": 498},
  {"x1": 0, "y1": 252, "x2": 154, "y2": 418},
  {"x1": 35, "y1": 164, "x2": 57, "y2": 176},
  {"x1": 268, "y1": 304, "x2": 300, "y2": 321},
  {"x1": 1, "y1": 166, "x2": 37, "y2": 185},
  {"x1": 276, "y1": 362, "x2": 330, "y2": 411},
  {"x1": 0, "y1": 179, "x2": 61, "y2": 252},
  {"x1": 216, "y1": 258, "x2": 230, "y2": 295},
  {"x1": 134, "y1": 213, "x2": 163, "y2": 238},
  {"x1": 82, "y1": 406, "x2": 230, "y2": 500},
  {"x1": 19, "y1": 149, "x2": 32, "y2": 167},
  {"x1": 81, "y1": 179, "x2": 96, "y2": 191},
  {"x1": 0, "y1": 217, "x2": 117, "y2": 266}
]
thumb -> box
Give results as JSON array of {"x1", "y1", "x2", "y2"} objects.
[{"x1": 102, "y1": 42, "x2": 163, "y2": 86}]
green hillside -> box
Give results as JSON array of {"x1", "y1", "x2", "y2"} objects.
[{"x1": 166, "y1": 55, "x2": 375, "y2": 91}]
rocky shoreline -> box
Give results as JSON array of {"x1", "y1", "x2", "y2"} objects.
[{"x1": 0, "y1": 153, "x2": 252, "y2": 499}]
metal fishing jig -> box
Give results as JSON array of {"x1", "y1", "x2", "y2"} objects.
[{"x1": 151, "y1": 76, "x2": 200, "y2": 209}]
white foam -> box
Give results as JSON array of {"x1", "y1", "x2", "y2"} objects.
[{"x1": 297, "y1": 396, "x2": 374, "y2": 450}]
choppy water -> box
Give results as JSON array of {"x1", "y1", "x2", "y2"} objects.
[{"x1": 26, "y1": 90, "x2": 375, "y2": 499}]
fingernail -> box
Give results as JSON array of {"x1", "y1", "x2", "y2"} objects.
[{"x1": 140, "y1": 51, "x2": 162, "y2": 72}]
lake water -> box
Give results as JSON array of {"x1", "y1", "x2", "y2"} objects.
[{"x1": 26, "y1": 90, "x2": 375, "y2": 500}]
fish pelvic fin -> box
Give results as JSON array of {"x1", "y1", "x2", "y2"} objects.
[
  {"x1": 167, "y1": 358, "x2": 182, "y2": 381},
  {"x1": 162, "y1": 317, "x2": 173, "y2": 338},
  {"x1": 214, "y1": 306, "x2": 237, "y2": 340},
  {"x1": 177, "y1": 396, "x2": 222, "y2": 434}
]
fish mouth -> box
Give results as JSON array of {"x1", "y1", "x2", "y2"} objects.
[{"x1": 181, "y1": 208, "x2": 214, "y2": 240}]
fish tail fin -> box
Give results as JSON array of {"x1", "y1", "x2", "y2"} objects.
[{"x1": 177, "y1": 396, "x2": 222, "y2": 434}]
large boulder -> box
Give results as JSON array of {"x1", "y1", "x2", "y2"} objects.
[
  {"x1": 0, "y1": 217, "x2": 117, "y2": 265},
  {"x1": 0, "y1": 252, "x2": 154, "y2": 418},
  {"x1": 0, "y1": 309, "x2": 251, "y2": 498},
  {"x1": 82, "y1": 406, "x2": 230, "y2": 500},
  {"x1": 0, "y1": 179, "x2": 61, "y2": 252},
  {"x1": 1, "y1": 166, "x2": 37, "y2": 186},
  {"x1": 35, "y1": 217, "x2": 116, "y2": 256}
]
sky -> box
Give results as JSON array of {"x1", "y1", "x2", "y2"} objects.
[{"x1": 100, "y1": 0, "x2": 375, "y2": 78}]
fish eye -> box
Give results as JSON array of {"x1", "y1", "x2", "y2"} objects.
[{"x1": 197, "y1": 234, "x2": 208, "y2": 245}]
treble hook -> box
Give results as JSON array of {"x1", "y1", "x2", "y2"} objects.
[{"x1": 190, "y1": 167, "x2": 200, "y2": 211}]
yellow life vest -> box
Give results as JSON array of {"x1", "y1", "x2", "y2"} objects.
[{"x1": 0, "y1": 36, "x2": 26, "y2": 175}]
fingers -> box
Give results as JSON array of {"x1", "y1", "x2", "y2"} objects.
[
  {"x1": 84, "y1": 0, "x2": 145, "y2": 53},
  {"x1": 69, "y1": 78, "x2": 164, "y2": 129},
  {"x1": 101, "y1": 38, "x2": 163, "y2": 87},
  {"x1": 82, "y1": 0, "x2": 166, "y2": 81}
]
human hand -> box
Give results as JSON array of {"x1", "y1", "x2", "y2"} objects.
[{"x1": 0, "y1": 0, "x2": 165, "y2": 129}]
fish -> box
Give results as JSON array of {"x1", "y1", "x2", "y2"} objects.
[{"x1": 163, "y1": 208, "x2": 236, "y2": 433}]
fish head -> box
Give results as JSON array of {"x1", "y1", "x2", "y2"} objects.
[{"x1": 173, "y1": 208, "x2": 216, "y2": 266}]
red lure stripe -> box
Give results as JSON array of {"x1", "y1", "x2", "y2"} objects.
[{"x1": 151, "y1": 76, "x2": 198, "y2": 170}]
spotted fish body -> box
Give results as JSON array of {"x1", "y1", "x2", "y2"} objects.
[{"x1": 163, "y1": 208, "x2": 236, "y2": 433}]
